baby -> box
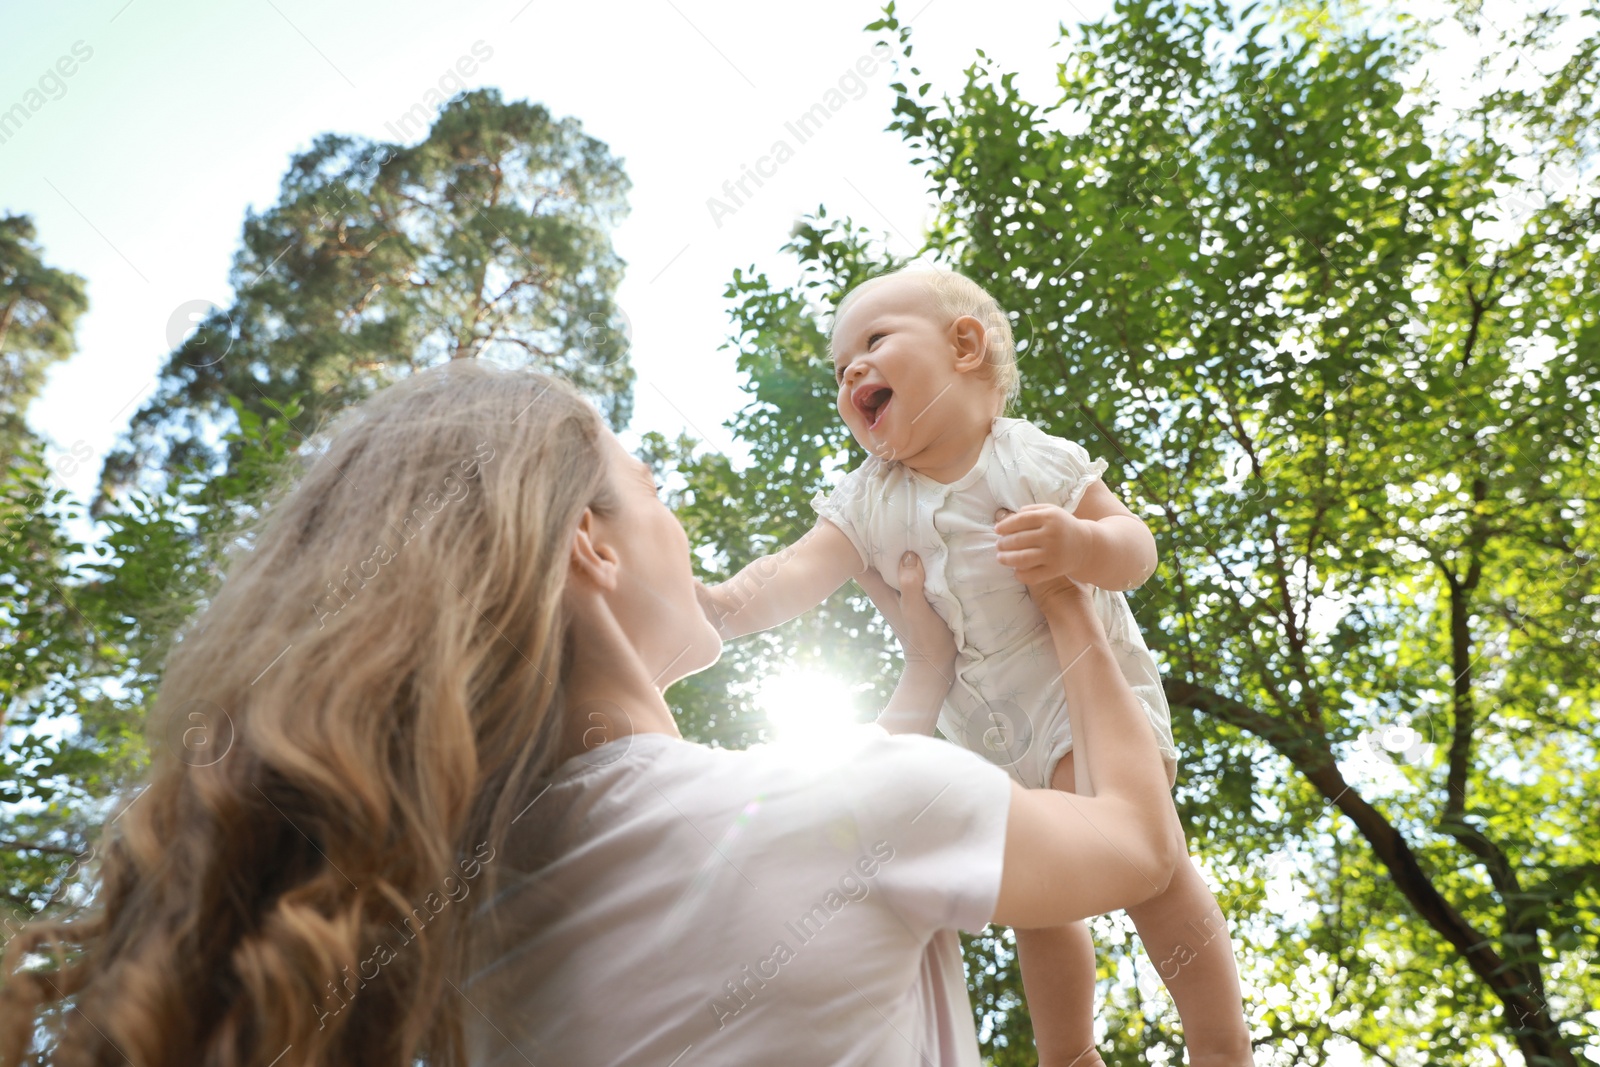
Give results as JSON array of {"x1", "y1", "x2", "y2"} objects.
[{"x1": 698, "y1": 268, "x2": 1252, "y2": 1066}]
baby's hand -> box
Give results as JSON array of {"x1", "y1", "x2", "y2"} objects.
[
  {"x1": 994, "y1": 504, "x2": 1092, "y2": 586},
  {"x1": 693, "y1": 579, "x2": 733, "y2": 640}
]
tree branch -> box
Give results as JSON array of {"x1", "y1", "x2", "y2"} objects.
[{"x1": 1168, "y1": 678, "x2": 1574, "y2": 1065}]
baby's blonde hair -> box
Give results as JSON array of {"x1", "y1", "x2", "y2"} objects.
[{"x1": 829, "y1": 268, "x2": 1020, "y2": 413}]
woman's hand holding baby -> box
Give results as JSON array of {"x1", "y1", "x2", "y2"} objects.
[
  {"x1": 856, "y1": 552, "x2": 958, "y2": 735},
  {"x1": 855, "y1": 552, "x2": 957, "y2": 675},
  {"x1": 994, "y1": 504, "x2": 1095, "y2": 586}
]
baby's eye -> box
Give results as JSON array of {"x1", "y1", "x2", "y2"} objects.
[{"x1": 867, "y1": 333, "x2": 886, "y2": 349}]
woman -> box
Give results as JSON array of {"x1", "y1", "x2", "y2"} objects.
[{"x1": 0, "y1": 362, "x2": 1179, "y2": 1066}]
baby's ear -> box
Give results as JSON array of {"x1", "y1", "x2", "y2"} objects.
[{"x1": 948, "y1": 314, "x2": 987, "y2": 373}]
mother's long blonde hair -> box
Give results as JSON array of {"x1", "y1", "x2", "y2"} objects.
[{"x1": 0, "y1": 362, "x2": 615, "y2": 1065}]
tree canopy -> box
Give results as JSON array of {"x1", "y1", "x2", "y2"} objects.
[
  {"x1": 670, "y1": 1, "x2": 1599, "y2": 1063},
  {"x1": 0, "y1": 215, "x2": 87, "y2": 470},
  {"x1": 99, "y1": 88, "x2": 634, "y2": 503}
]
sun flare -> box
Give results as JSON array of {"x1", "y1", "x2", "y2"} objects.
[{"x1": 756, "y1": 670, "x2": 863, "y2": 749}]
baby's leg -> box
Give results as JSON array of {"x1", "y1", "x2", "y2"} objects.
[
  {"x1": 1123, "y1": 834, "x2": 1254, "y2": 1065},
  {"x1": 1013, "y1": 922, "x2": 1104, "y2": 1067},
  {"x1": 1011, "y1": 749, "x2": 1106, "y2": 1067}
]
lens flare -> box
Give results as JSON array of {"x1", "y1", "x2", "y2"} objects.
[{"x1": 757, "y1": 670, "x2": 862, "y2": 749}]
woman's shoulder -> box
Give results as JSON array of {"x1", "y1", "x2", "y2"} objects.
[
  {"x1": 794, "y1": 727, "x2": 1014, "y2": 828},
  {"x1": 686, "y1": 726, "x2": 1008, "y2": 806},
  {"x1": 548, "y1": 727, "x2": 1008, "y2": 827},
  {"x1": 742, "y1": 724, "x2": 951, "y2": 778}
]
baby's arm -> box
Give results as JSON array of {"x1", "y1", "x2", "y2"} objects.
[
  {"x1": 995, "y1": 480, "x2": 1157, "y2": 592},
  {"x1": 696, "y1": 519, "x2": 865, "y2": 640}
]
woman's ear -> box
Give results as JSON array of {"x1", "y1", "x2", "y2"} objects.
[
  {"x1": 568, "y1": 508, "x2": 621, "y2": 591},
  {"x1": 948, "y1": 314, "x2": 988, "y2": 374}
]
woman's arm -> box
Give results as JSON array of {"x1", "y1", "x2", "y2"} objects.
[
  {"x1": 851, "y1": 543, "x2": 1177, "y2": 925},
  {"x1": 995, "y1": 481, "x2": 1157, "y2": 591},
  {"x1": 697, "y1": 519, "x2": 865, "y2": 640},
  {"x1": 989, "y1": 576, "x2": 1181, "y2": 927}
]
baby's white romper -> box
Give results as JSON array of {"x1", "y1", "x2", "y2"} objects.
[{"x1": 813, "y1": 417, "x2": 1179, "y2": 791}]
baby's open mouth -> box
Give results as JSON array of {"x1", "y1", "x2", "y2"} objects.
[{"x1": 853, "y1": 385, "x2": 894, "y2": 430}]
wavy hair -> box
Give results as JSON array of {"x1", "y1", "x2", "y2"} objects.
[{"x1": 0, "y1": 361, "x2": 616, "y2": 1065}]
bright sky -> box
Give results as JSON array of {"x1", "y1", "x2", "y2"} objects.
[{"x1": 1, "y1": 0, "x2": 1096, "y2": 504}]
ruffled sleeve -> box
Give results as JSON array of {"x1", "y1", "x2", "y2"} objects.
[
  {"x1": 993, "y1": 419, "x2": 1110, "y2": 514},
  {"x1": 810, "y1": 458, "x2": 879, "y2": 572}
]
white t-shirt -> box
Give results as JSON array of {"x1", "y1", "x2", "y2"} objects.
[
  {"x1": 463, "y1": 724, "x2": 1013, "y2": 1066},
  {"x1": 812, "y1": 417, "x2": 1179, "y2": 791}
]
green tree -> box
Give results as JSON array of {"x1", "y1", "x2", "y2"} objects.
[
  {"x1": 673, "y1": 2, "x2": 1600, "y2": 1064},
  {"x1": 100, "y1": 89, "x2": 634, "y2": 502},
  {"x1": 0, "y1": 220, "x2": 98, "y2": 927},
  {"x1": 1, "y1": 400, "x2": 303, "y2": 931},
  {"x1": 0, "y1": 215, "x2": 88, "y2": 470}
]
